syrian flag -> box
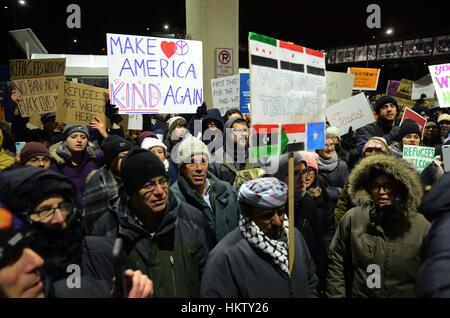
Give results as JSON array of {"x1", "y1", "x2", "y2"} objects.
[
  {"x1": 249, "y1": 33, "x2": 278, "y2": 69},
  {"x1": 282, "y1": 124, "x2": 306, "y2": 152},
  {"x1": 251, "y1": 124, "x2": 288, "y2": 158}
]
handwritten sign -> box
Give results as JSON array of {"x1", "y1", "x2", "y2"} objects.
[
  {"x1": 402, "y1": 145, "x2": 435, "y2": 172},
  {"x1": 347, "y1": 67, "x2": 380, "y2": 91},
  {"x1": 386, "y1": 80, "x2": 400, "y2": 96},
  {"x1": 10, "y1": 59, "x2": 66, "y2": 117},
  {"x1": 56, "y1": 81, "x2": 108, "y2": 125},
  {"x1": 325, "y1": 92, "x2": 376, "y2": 136},
  {"x1": 400, "y1": 107, "x2": 427, "y2": 139},
  {"x1": 211, "y1": 74, "x2": 240, "y2": 115},
  {"x1": 396, "y1": 79, "x2": 413, "y2": 100},
  {"x1": 326, "y1": 71, "x2": 355, "y2": 107},
  {"x1": 393, "y1": 96, "x2": 415, "y2": 110},
  {"x1": 107, "y1": 33, "x2": 203, "y2": 114},
  {"x1": 127, "y1": 114, "x2": 143, "y2": 130},
  {"x1": 429, "y1": 63, "x2": 450, "y2": 108}
]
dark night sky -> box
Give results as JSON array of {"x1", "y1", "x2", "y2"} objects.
[{"x1": 1, "y1": 0, "x2": 450, "y2": 66}]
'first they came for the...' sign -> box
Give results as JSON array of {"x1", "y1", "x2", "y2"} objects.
[{"x1": 107, "y1": 33, "x2": 203, "y2": 114}]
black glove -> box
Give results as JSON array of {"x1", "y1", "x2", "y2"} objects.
[
  {"x1": 385, "y1": 126, "x2": 400, "y2": 143},
  {"x1": 105, "y1": 100, "x2": 123, "y2": 124},
  {"x1": 340, "y1": 126, "x2": 354, "y2": 151},
  {"x1": 195, "y1": 102, "x2": 207, "y2": 119}
]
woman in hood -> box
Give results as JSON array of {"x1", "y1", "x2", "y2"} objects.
[{"x1": 327, "y1": 154, "x2": 430, "y2": 298}]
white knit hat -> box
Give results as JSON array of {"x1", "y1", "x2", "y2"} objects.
[
  {"x1": 140, "y1": 137, "x2": 167, "y2": 155},
  {"x1": 177, "y1": 136, "x2": 211, "y2": 166},
  {"x1": 166, "y1": 116, "x2": 186, "y2": 131},
  {"x1": 326, "y1": 126, "x2": 340, "y2": 137}
]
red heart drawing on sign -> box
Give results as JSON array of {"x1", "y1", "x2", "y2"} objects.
[{"x1": 161, "y1": 41, "x2": 176, "y2": 59}]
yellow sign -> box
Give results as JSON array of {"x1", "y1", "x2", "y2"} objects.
[
  {"x1": 56, "y1": 81, "x2": 108, "y2": 125},
  {"x1": 10, "y1": 59, "x2": 66, "y2": 117},
  {"x1": 396, "y1": 79, "x2": 413, "y2": 100},
  {"x1": 347, "y1": 67, "x2": 380, "y2": 91}
]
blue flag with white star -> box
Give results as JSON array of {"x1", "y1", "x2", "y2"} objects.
[{"x1": 306, "y1": 122, "x2": 325, "y2": 150}]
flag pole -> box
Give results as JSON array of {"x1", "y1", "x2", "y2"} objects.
[{"x1": 288, "y1": 152, "x2": 295, "y2": 274}]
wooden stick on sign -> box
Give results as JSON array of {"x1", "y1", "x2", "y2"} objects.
[{"x1": 288, "y1": 152, "x2": 295, "y2": 274}]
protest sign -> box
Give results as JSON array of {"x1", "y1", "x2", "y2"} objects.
[
  {"x1": 326, "y1": 71, "x2": 354, "y2": 107},
  {"x1": 107, "y1": 33, "x2": 203, "y2": 114},
  {"x1": 10, "y1": 59, "x2": 66, "y2": 117},
  {"x1": 429, "y1": 63, "x2": 450, "y2": 108},
  {"x1": 396, "y1": 79, "x2": 413, "y2": 100},
  {"x1": 239, "y1": 70, "x2": 250, "y2": 114},
  {"x1": 386, "y1": 80, "x2": 400, "y2": 96},
  {"x1": 56, "y1": 81, "x2": 108, "y2": 125},
  {"x1": 412, "y1": 75, "x2": 435, "y2": 100},
  {"x1": 325, "y1": 93, "x2": 376, "y2": 136},
  {"x1": 393, "y1": 96, "x2": 415, "y2": 110},
  {"x1": 347, "y1": 67, "x2": 380, "y2": 91},
  {"x1": 127, "y1": 114, "x2": 143, "y2": 130},
  {"x1": 400, "y1": 107, "x2": 427, "y2": 138},
  {"x1": 402, "y1": 145, "x2": 435, "y2": 172},
  {"x1": 211, "y1": 74, "x2": 240, "y2": 115},
  {"x1": 249, "y1": 32, "x2": 326, "y2": 155}
]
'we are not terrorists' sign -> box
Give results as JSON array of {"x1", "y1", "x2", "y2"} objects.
[{"x1": 107, "y1": 33, "x2": 203, "y2": 114}]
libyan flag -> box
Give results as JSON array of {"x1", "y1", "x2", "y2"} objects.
[{"x1": 251, "y1": 124, "x2": 289, "y2": 158}]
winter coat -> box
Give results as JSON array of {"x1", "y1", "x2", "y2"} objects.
[
  {"x1": 83, "y1": 166, "x2": 121, "y2": 234},
  {"x1": 333, "y1": 181, "x2": 353, "y2": 226},
  {"x1": 327, "y1": 154, "x2": 430, "y2": 298},
  {"x1": 91, "y1": 191, "x2": 215, "y2": 298},
  {"x1": 355, "y1": 120, "x2": 398, "y2": 155},
  {"x1": 388, "y1": 141, "x2": 403, "y2": 158},
  {"x1": 50, "y1": 141, "x2": 103, "y2": 194},
  {"x1": 416, "y1": 173, "x2": 450, "y2": 297},
  {"x1": 317, "y1": 157, "x2": 349, "y2": 190},
  {"x1": 200, "y1": 227, "x2": 319, "y2": 298},
  {"x1": 171, "y1": 172, "x2": 240, "y2": 243},
  {"x1": 0, "y1": 129, "x2": 15, "y2": 170}
]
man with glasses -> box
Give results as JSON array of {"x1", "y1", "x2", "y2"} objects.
[
  {"x1": 327, "y1": 154, "x2": 430, "y2": 298},
  {"x1": 171, "y1": 136, "x2": 240, "y2": 243},
  {"x1": 18, "y1": 142, "x2": 52, "y2": 170},
  {"x1": 94, "y1": 148, "x2": 214, "y2": 297},
  {"x1": 0, "y1": 166, "x2": 154, "y2": 298}
]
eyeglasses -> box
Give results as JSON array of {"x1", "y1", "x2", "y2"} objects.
[
  {"x1": 369, "y1": 183, "x2": 396, "y2": 194},
  {"x1": 30, "y1": 202, "x2": 73, "y2": 222},
  {"x1": 141, "y1": 177, "x2": 169, "y2": 192},
  {"x1": 27, "y1": 156, "x2": 51, "y2": 164},
  {"x1": 295, "y1": 169, "x2": 312, "y2": 178},
  {"x1": 324, "y1": 143, "x2": 335, "y2": 150}
]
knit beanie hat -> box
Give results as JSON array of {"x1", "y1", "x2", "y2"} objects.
[
  {"x1": 141, "y1": 137, "x2": 168, "y2": 155},
  {"x1": 299, "y1": 151, "x2": 319, "y2": 172},
  {"x1": 62, "y1": 124, "x2": 89, "y2": 139},
  {"x1": 101, "y1": 135, "x2": 133, "y2": 168},
  {"x1": 438, "y1": 113, "x2": 450, "y2": 124},
  {"x1": 137, "y1": 130, "x2": 158, "y2": 146},
  {"x1": 120, "y1": 148, "x2": 167, "y2": 195},
  {"x1": 397, "y1": 119, "x2": 421, "y2": 141},
  {"x1": 19, "y1": 142, "x2": 51, "y2": 165},
  {"x1": 177, "y1": 136, "x2": 211, "y2": 166},
  {"x1": 374, "y1": 95, "x2": 399, "y2": 113},
  {"x1": 362, "y1": 137, "x2": 389, "y2": 155}
]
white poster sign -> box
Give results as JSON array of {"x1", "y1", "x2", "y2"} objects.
[
  {"x1": 107, "y1": 33, "x2": 203, "y2": 114},
  {"x1": 326, "y1": 71, "x2": 355, "y2": 107},
  {"x1": 127, "y1": 114, "x2": 143, "y2": 130},
  {"x1": 325, "y1": 92, "x2": 376, "y2": 136},
  {"x1": 211, "y1": 74, "x2": 240, "y2": 116},
  {"x1": 429, "y1": 63, "x2": 450, "y2": 108}
]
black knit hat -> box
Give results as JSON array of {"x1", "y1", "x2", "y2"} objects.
[
  {"x1": 374, "y1": 96, "x2": 399, "y2": 113},
  {"x1": 397, "y1": 119, "x2": 421, "y2": 142},
  {"x1": 120, "y1": 148, "x2": 167, "y2": 195},
  {"x1": 101, "y1": 135, "x2": 133, "y2": 168}
]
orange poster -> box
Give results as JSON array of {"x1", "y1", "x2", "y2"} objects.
[{"x1": 347, "y1": 67, "x2": 380, "y2": 91}]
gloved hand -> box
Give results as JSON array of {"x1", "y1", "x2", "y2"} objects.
[
  {"x1": 385, "y1": 126, "x2": 400, "y2": 143},
  {"x1": 105, "y1": 100, "x2": 123, "y2": 124},
  {"x1": 195, "y1": 102, "x2": 207, "y2": 119},
  {"x1": 340, "y1": 126, "x2": 354, "y2": 151}
]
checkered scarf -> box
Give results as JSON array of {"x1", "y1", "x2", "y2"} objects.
[
  {"x1": 238, "y1": 177, "x2": 287, "y2": 208},
  {"x1": 239, "y1": 214, "x2": 290, "y2": 276}
]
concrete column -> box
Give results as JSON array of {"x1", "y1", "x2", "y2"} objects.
[{"x1": 186, "y1": 0, "x2": 239, "y2": 108}]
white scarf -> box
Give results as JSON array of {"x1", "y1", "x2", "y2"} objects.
[{"x1": 239, "y1": 214, "x2": 290, "y2": 276}]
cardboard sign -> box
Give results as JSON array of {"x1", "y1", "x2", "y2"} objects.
[
  {"x1": 396, "y1": 79, "x2": 413, "y2": 100},
  {"x1": 239, "y1": 71, "x2": 250, "y2": 114},
  {"x1": 393, "y1": 96, "x2": 415, "y2": 110},
  {"x1": 249, "y1": 32, "x2": 326, "y2": 152},
  {"x1": 400, "y1": 107, "x2": 427, "y2": 139},
  {"x1": 402, "y1": 145, "x2": 435, "y2": 172},
  {"x1": 429, "y1": 63, "x2": 450, "y2": 108},
  {"x1": 326, "y1": 71, "x2": 355, "y2": 107},
  {"x1": 10, "y1": 59, "x2": 66, "y2": 117},
  {"x1": 325, "y1": 93, "x2": 376, "y2": 136},
  {"x1": 347, "y1": 67, "x2": 380, "y2": 91},
  {"x1": 107, "y1": 33, "x2": 203, "y2": 114},
  {"x1": 56, "y1": 81, "x2": 108, "y2": 125},
  {"x1": 211, "y1": 74, "x2": 240, "y2": 115}
]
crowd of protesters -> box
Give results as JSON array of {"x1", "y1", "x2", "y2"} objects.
[{"x1": 2, "y1": 89, "x2": 450, "y2": 298}]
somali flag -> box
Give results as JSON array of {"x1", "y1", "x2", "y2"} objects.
[{"x1": 306, "y1": 122, "x2": 325, "y2": 150}]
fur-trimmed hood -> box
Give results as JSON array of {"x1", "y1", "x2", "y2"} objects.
[
  {"x1": 50, "y1": 140, "x2": 97, "y2": 165},
  {"x1": 348, "y1": 154, "x2": 423, "y2": 217}
]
